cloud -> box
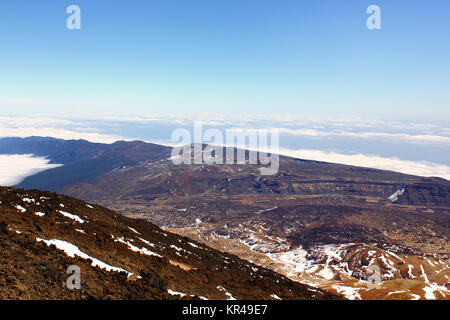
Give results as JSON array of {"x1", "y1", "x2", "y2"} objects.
[
  {"x1": 278, "y1": 148, "x2": 450, "y2": 181},
  {"x1": 0, "y1": 115, "x2": 448, "y2": 180},
  {"x1": 0, "y1": 117, "x2": 126, "y2": 143},
  {"x1": 0, "y1": 126, "x2": 124, "y2": 143},
  {"x1": 274, "y1": 128, "x2": 450, "y2": 145},
  {"x1": 0, "y1": 155, "x2": 62, "y2": 186}
]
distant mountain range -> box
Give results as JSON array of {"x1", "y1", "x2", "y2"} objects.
[
  {"x1": 1, "y1": 136, "x2": 449, "y2": 300},
  {"x1": 0, "y1": 137, "x2": 171, "y2": 191}
]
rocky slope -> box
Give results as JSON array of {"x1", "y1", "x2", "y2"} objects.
[
  {"x1": 4, "y1": 138, "x2": 449, "y2": 300},
  {"x1": 0, "y1": 186, "x2": 339, "y2": 300},
  {"x1": 4, "y1": 137, "x2": 172, "y2": 191},
  {"x1": 58, "y1": 146, "x2": 449, "y2": 300}
]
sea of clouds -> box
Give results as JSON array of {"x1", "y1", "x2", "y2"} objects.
[
  {"x1": 0, "y1": 154, "x2": 61, "y2": 186},
  {"x1": 0, "y1": 115, "x2": 449, "y2": 183}
]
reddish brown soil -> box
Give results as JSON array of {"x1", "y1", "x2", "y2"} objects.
[{"x1": 0, "y1": 187, "x2": 341, "y2": 300}]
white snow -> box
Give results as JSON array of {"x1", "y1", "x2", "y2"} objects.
[
  {"x1": 167, "y1": 289, "x2": 187, "y2": 297},
  {"x1": 115, "y1": 237, "x2": 162, "y2": 258},
  {"x1": 270, "y1": 294, "x2": 281, "y2": 300},
  {"x1": 420, "y1": 264, "x2": 449, "y2": 299},
  {"x1": 420, "y1": 264, "x2": 429, "y2": 283},
  {"x1": 128, "y1": 227, "x2": 140, "y2": 235},
  {"x1": 386, "y1": 251, "x2": 405, "y2": 263},
  {"x1": 426, "y1": 259, "x2": 435, "y2": 266},
  {"x1": 379, "y1": 254, "x2": 396, "y2": 278},
  {"x1": 37, "y1": 238, "x2": 133, "y2": 276},
  {"x1": 170, "y1": 244, "x2": 186, "y2": 252},
  {"x1": 138, "y1": 237, "x2": 156, "y2": 248},
  {"x1": 267, "y1": 247, "x2": 309, "y2": 276},
  {"x1": 331, "y1": 285, "x2": 362, "y2": 300},
  {"x1": 256, "y1": 206, "x2": 278, "y2": 214},
  {"x1": 317, "y1": 266, "x2": 335, "y2": 280},
  {"x1": 408, "y1": 265, "x2": 415, "y2": 278},
  {"x1": 387, "y1": 290, "x2": 404, "y2": 296},
  {"x1": 217, "y1": 286, "x2": 237, "y2": 300},
  {"x1": 59, "y1": 210, "x2": 85, "y2": 224},
  {"x1": 188, "y1": 242, "x2": 201, "y2": 248},
  {"x1": 15, "y1": 205, "x2": 26, "y2": 213},
  {"x1": 35, "y1": 212, "x2": 45, "y2": 217},
  {"x1": 388, "y1": 189, "x2": 405, "y2": 203}
]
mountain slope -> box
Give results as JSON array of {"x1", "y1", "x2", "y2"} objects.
[
  {"x1": 0, "y1": 186, "x2": 339, "y2": 300},
  {"x1": 3, "y1": 137, "x2": 449, "y2": 300},
  {"x1": 56, "y1": 146, "x2": 449, "y2": 300},
  {"x1": 6, "y1": 137, "x2": 172, "y2": 191}
]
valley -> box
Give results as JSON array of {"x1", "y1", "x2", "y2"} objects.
[
  {"x1": 2, "y1": 137, "x2": 449, "y2": 300},
  {"x1": 0, "y1": 186, "x2": 337, "y2": 300}
]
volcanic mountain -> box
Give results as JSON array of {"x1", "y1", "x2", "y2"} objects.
[
  {"x1": 0, "y1": 186, "x2": 339, "y2": 300},
  {"x1": 2, "y1": 137, "x2": 449, "y2": 300}
]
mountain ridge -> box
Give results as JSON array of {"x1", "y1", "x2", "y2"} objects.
[
  {"x1": 1, "y1": 137, "x2": 449, "y2": 300},
  {"x1": 0, "y1": 186, "x2": 340, "y2": 300}
]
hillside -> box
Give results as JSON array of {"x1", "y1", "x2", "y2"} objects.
[
  {"x1": 3, "y1": 137, "x2": 449, "y2": 300},
  {"x1": 59, "y1": 149, "x2": 450, "y2": 300},
  {"x1": 1, "y1": 137, "x2": 171, "y2": 191},
  {"x1": 0, "y1": 186, "x2": 340, "y2": 300}
]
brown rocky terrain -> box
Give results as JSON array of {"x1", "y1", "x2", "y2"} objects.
[
  {"x1": 0, "y1": 186, "x2": 340, "y2": 300},
  {"x1": 58, "y1": 146, "x2": 449, "y2": 300},
  {"x1": 4, "y1": 138, "x2": 449, "y2": 300}
]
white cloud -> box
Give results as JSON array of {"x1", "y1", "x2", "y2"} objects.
[
  {"x1": 0, "y1": 115, "x2": 448, "y2": 181},
  {"x1": 275, "y1": 128, "x2": 450, "y2": 145},
  {"x1": 0, "y1": 126, "x2": 124, "y2": 143},
  {"x1": 0, "y1": 155, "x2": 62, "y2": 186},
  {"x1": 278, "y1": 148, "x2": 450, "y2": 181},
  {"x1": 0, "y1": 117, "x2": 125, "y2": 143}
]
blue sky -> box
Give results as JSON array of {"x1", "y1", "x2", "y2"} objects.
[{"x1": 0, "y1": 0, "x2": 449, "y2": 121}]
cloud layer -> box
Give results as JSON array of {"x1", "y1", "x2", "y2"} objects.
[
  {"x1": 278, "y1": 148, "x2": 450, "y2": 181},
  {"x1": 0, "y1": 117, "x2": 124, "y2": 143},
  {"x1": 0, "y1": 155, "x2": 62, "y2": 186},
  {"x1": 0, "y1": 115, "x2": 448, "y2": 181}
]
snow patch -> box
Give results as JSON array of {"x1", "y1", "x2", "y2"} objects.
[
  {"x1": 37, "y1": 238, "x2": 133, "y2": 276},
  {"x1": 388, "y1": 189, "x2": 405, "y2": 203},
  {"x1": 115, "y1": 237, "x2": 162, "y2": 258},
  {"x1": 167, "y1": 289, "x2": 186, "y2": 297},
  {"x1": 59, "y1": 210, "x2": 85, "y2": 224},
  {"x1": 15, "y1": 205, "x2": 26, "y2": 213}
]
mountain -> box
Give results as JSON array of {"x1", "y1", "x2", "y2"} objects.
[
  {"x1": 3, "y1": 137, "x2": 449, "y2": 300},
  {"x1": 4, "y1": 137, "x2": 171, "y2": 191},
  {"x1": 0, "y1": 186, "x2": 339, "y2": 300}
]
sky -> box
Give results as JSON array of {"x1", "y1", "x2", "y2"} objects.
[
  {"x1": 0, "y1": 0, "x2": 449, "y2": 121},
  {"x1": 0, "y1": 1, "x2": 449, "y2": 181}
]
